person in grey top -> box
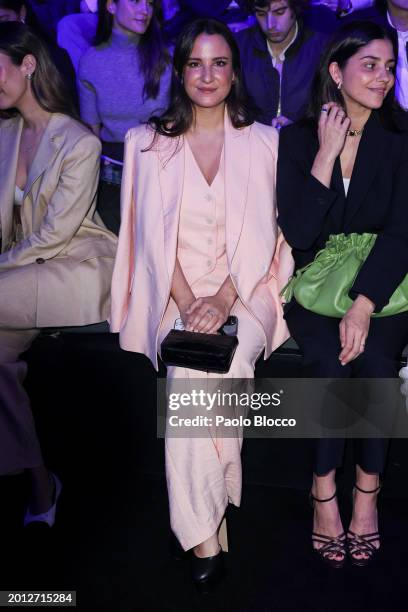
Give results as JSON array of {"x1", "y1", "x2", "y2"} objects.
[
  {"x1": 78, "y1": 0, "x2": 171, "y2": 142},
  {"x1": 77, "y1": 0, "x2": 171, "y2": 233}
]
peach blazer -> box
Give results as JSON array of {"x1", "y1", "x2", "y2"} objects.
[{"x1": 110, "y1": 114, "x2": 294, "y2": 370}]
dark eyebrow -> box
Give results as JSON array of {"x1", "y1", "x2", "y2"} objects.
[
  {"x1": 360, "y1": 55, "x2": 395, "y2": 63},
  {"x1": 187, "y1": 56, "x2": 230, "y2": 61},
  {"x1": 256, "y1": 2, "x2": 288, "y2": 7}
]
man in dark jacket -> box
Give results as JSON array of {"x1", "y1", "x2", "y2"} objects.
[{"x1": 236, "y1": 0, "x2": 334, "y2": 127}]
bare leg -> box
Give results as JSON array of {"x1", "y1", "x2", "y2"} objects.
[
  {"x1": 312, "y1": 469, "x2": 345, "y2": 562},
  {"x1": 348, "y1": 465, "x2": 380, "y2": 560},
  {"x1": 194, "y1": 532, "x2": 221, "y2": 558}
]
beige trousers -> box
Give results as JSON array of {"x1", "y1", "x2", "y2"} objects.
[
  {"x1": 0, "y1": 328, "x2": 42, "y2": 474},
  {"x1": 0, "y1": 265, "x2": 43, "y2": 473}
]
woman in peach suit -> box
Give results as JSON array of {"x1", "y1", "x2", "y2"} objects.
[{"x1": 110, "y1": 18, "x2": 292, "y2": 592}]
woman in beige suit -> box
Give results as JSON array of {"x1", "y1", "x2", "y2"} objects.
[
  {"x1": 0, "y1": 23, "x2": 117, "y2": 525},
  {"x1": 110, "y1": 18, "x2": 292, "y2": 592}
]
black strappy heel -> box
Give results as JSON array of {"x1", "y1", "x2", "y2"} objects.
[
  {"x1": 310, "y1": 490, "x2": 346, "y2": 569},
  {"x1": 347, "y1": 483, "x2": 381, "y2": 567}
]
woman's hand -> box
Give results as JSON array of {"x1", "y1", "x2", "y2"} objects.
[
  {"x1": 185, "y1": 294, "x2": 231, "y2": 334},
  {"x1": 339, "y1": 295, "x2": 375, "y2": 365},
  {"x1": 317, "y1": 102, "x2": 350, "y2": 162},
  {"x1": 178, "y1": 298, "x2": 197, "y2": 329}
]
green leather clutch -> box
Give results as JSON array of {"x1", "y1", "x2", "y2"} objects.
[{"x1": 281, "y1": 233, "x2": 408, "y2": 318}]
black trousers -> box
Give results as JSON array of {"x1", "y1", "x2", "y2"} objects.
[{"x1": 285, "y1": 303, "x2": 408, "y2": 476}]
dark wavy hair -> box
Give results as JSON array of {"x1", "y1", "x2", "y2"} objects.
[
  {"x1": 248, "y1": 0, "x2": 309, "y2": 17},
  {"x1": 307, "y1": 21, "x2": 404, "y2": 132},
  {"x1": 95, "y1": 0, "x2": 170, "y2": 100},
  {"x1": 148, "y1": 18, "x2": 253, "y2": 141},
  {"x1": 0, "y1": 22, "x2": 77, "y2": 119}
]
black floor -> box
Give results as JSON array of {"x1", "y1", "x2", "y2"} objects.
[{"x1": 1, "y1": 332, "x2": 408, "y2": 611}]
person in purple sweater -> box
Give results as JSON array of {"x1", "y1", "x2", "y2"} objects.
[{"x1": 78, "y1": 0, "x2": 171, "y2": 234}]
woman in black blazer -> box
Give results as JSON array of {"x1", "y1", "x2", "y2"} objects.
[{"x1": 277, "y1": 22, "x2": 408, "y2": 567}]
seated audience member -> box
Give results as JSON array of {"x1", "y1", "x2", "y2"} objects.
[
  {"x1": 0, "y1": 23, "x2": 117, "y2": 525},
  {"x1": 58, "y1": 0, "x2": 177, "y2": 72},
  {"x1": 110, "y1": 18, "x2": 292, "y2": 590},
  {"x1": 0, "y1": 0, "x2": 78, "y2": 107},
  {"x1": 277, "y1": 20, "x2": 408, "y2": 568},
  {"x1": 236, "y1": 0, "x2": 334, "y2": 128},
  {"x1": 347, "y1": 0, "x2": 408, "y2": 110},
  {"x1": 77, "y1": 0, "x2": 171, "y2": 234}
]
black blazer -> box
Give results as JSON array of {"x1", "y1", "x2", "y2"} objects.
[{"x1": 277, "y1": 112, "x2": 408, "y2": 312}]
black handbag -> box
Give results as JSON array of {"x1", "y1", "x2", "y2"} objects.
[{"x1": 161, "y1": 328, "x2": 239, "y2": 373}]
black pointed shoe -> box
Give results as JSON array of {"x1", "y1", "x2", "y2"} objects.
[{"x1": 191, "y1": 547, "x2": 225, "y2": 595}]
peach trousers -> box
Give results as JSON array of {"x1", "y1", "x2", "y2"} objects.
[{"x1": 158, "y1": 142, "x2": 265, "y2": 550}]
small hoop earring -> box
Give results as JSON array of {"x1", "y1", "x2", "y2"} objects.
[{"x1": 337, "y1": 81, "x2": 342, "y2": 90}]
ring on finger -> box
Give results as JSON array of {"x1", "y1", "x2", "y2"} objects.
[{"x1": 321, "y1": 107, "x2": 328, "y2": 113}]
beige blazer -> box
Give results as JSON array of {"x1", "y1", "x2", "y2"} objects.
[
  {"x1": 0, "y1": 113, "x2": 117, "y2": 327},
  {"x1": 110, "y1": 114, "x2": 294, "y2": 370}
]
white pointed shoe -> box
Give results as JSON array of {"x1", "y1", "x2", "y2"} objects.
[{"x1": 23, "y1": 472, "x2": 62, "y2": 527}]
